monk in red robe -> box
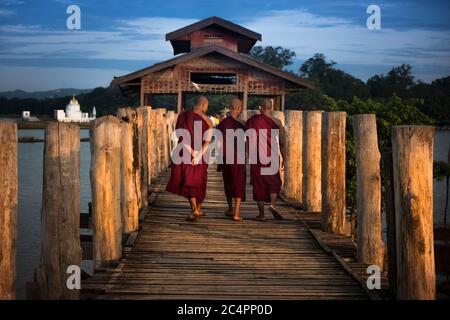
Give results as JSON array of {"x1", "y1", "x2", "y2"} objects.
[
  {"x1": 216, "y1": 98, "x2": 246, "y2": 221},
  {"x1": 166, "y1": 96, "x2": 213, "y2": 221},
  {"x1": 246, "y1": 98, "x2": 286, "y2": 221}
]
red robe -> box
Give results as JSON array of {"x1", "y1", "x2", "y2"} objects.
[
  {"x1": 246, "y1": 113, "x2": 282, "y2": 202},
  {"x1": 216, "y1": 116, "x2": 246, "y2": 201},
  {"x1": 165, "y1": 110, "x2": 210, "y2": 204}
]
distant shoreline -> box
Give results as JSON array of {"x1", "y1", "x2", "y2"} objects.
[{"x1": 0, "y1": 118, "x2": 91, "y2": 129}]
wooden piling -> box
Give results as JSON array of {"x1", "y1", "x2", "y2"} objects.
[
  {"x1": 118, "y1": 113, "x2": 139, "y2": 234},
  {"x1": 353, "y1": 114, "x2": 384, "y2": 268},
  {"x1": 34, "y1": 122, "x2": 81, "y2": 299},
  {"x1": 321, "y1": 112, "x2": 346, "y2": 234},
  {"x1": 117, "y1": 108, "x2": 141, "y2": 209},
  {"x1": 302, "y1": 111, "x2": 323, "y2": 212},
  {"x1": 90, "y1": 116, "x2": 122, "y2": 268},
  {"x1": 392, "y1": 125, "x2": 436, "y2": 300},
  {"x1": 284, "y1": 110, "x2": 302, "y2": 203},
  {"x1": 0, "y1": 122, "x2": 18, "y2": 300},
  {"x1": 382, "y1": 152, "x2": 397, "y2": 299},
  {"x1": 154, "y1": 109, "x2": 165, "y2": 175},
  {"x1": 136, "y1": 107, "x2": 149, "y2": 208}
]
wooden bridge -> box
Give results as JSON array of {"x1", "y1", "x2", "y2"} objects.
[
  {"x1": 0, "y1": 108, "x2": 437, "y2": 300},
  {"x1": 82, "y1": 166, "x2": 374, "y2": 300}
]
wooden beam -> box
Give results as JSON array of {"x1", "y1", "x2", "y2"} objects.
[
  {"x1": 35, "y1": 122, "x2": 81, "y2": 299},
  {"x1": 353, "y1": 114, "x2": 384, "y2": 268},
  {"x1": 392, "y1": 125, "x2": 435, "y2": 300},
  {"x1": 90, "y1": 116, "x2": 122, "y2": 268},
  {"x1": 0, "y1": 122, "x2": 18, "y2": 300}
]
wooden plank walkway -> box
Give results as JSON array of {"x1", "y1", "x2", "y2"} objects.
[{"x1": 82, "y1": 166, "x2": 369, "y2": 300}]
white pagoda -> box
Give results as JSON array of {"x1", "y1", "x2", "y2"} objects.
[{"x1": 54, "y1": 95, "x2": 96, "y2": 123}]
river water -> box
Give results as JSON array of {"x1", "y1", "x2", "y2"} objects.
[{"x1": 14, "y1": 128, "x2": 450, "y2": 299}]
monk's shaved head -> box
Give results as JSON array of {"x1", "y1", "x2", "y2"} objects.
[
  {"x1": 230, "y1": 98, "x2": 242, "y2": 111},
  {"x1": 194, "y1": 95, "x2": 209, "y2": 113},
  {"x1": 261, "y1": 98, "x2": 273, "y2": 111}
]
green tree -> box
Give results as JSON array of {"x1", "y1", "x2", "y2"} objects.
[
  {"x1": 299, "y1": 53, "x2": 370, "y2": 101},
  {"x1": 367, "y1": 64, "x2": 415, "y2": 98},
  {"x1": 250, "y1": 46, "x2": 296, "y2": 69}
]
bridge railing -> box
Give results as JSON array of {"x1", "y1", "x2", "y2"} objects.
[{"x1": 0, "y1": 109, "x2": 435, "y2": 300}]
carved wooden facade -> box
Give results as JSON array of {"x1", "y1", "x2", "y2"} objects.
[{"x1": 112, "y1": 16, "x2": 313, "y2": 112}]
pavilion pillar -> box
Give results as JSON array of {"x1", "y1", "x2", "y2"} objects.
[
  {"x1": 177, "y1": 90, "x2": 185, "y2": 114},
  {"x1": 281, "y1": 93, "x2": 285, "y2": 112},
  {"x1": 144, "y1": 93, "x2": 153, "y2": 107}
]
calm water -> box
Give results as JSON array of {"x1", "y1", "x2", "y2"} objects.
[{"x1": 14, "y1": 128, "x2": 450, "y2": 299}]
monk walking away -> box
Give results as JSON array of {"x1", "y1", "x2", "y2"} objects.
[
  {"x1": 246, "y1": 99, "x2": 286, "y2": 221},
  {"x1": 166, "y1": 96, "x2": 213, "y2": 221},
  {"x1": 216, "y1": 98, "x2": 246, "y2": 221}
]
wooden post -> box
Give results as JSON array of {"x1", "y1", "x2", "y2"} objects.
[
  {"x1": 321, "y1": 112, "x2": 346, "y2": 234},
  {"x1": 155, "y1": 109, "x2": 165, "y2": 175},
  {"x1": 160, "y1": 108, "x2": 169, "y2": 170},
  {"x1": 166, "y1": 111, "x2": 176, "y2": 160},
  {"x1": 34, "y1": 122, "x2": 81, "y2": 299},
  {"x1": 392, "y1": 125, "x2": 436, "y2": 300},
  {"x1": 118, "y1": 113, "x2": 139, "y2": 234},
  {"x1": 382, "y1": 152, "x2": 397, "y2": 299},
  {"x1": 284, "y1": 110, "x2": 303, "y2": 203},
  {"x1": 353, "y1": 114, "x2": 384, "y2": 268},
  {"x1": 145, "y1": 107, "x2": 154, "y2": 187},
  {"x1": 117, "y1": 108, "x2": 141, "y2": 209},
  {"x1": 90, "y1": 116, "x2": 122, "y2": 268},
  {"x1": 281, "y1": 93, "x2": 285, "y2": 112},
  {"x1": 136, "y1": 107, "x2": 149, "y2": 208},
  {"x1": 302, "y1": 111, "x2": 323, "y2": 212},
  {"x1": 0, "y1": 122, "x2": 18, "y2": 300},
  {"x1": 177, "y1": 90, "x2": 184, "y2": 114},
  {"x1": 148, "y1": 109, "x2": 157, "y2": 180}
]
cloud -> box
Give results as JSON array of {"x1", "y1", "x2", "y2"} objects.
[
  {"x1": 0, "y1": 9, "x2": 15, "y2": 16},
  {"x1": 0, "y1": 9, "x2": 449, "y2": 86},
  {"x1": 242, "y1": 9, "x2": 450, "y2": 68}
]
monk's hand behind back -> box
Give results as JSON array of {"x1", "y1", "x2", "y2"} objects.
[{"x1": 192, "y1": 151, "x2": 202, "y2": 165}]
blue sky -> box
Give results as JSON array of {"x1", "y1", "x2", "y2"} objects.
[{"x1": 0, "y1": 0, "x2": 449, "y2": 91}]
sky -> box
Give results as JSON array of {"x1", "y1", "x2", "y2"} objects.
[{"x1": 0, "y1": 0, "x2": 449, "y2": 91}]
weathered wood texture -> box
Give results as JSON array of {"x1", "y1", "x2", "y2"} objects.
[
  {"x1": 321, "y1": 112, "x2": 346, "y2": 234},
  {"x1": 35, "y1": 122, "x2": 81, "y2": 299},
  {"x1": 117, "y1": 108, "x2": 141, "y2": 208},
  {"x1": 382, "y1": 152, "x2": 397, "y2": 299},
  {"x1": 284, "y1": 110, "x2": 302, "y2": 203},
  {"x1": 166, "y1": 111, "x2": 176, "y2": 157},
  {"x1": 90, "y1": 116, "x2": 123, "y2": 268},
  {"x1": 392, "y1": 126, "x2": 436, "y2": 300},
  {"x1": 82, "y1": 166, "x2": 369, "y2": 300},
  {"x1": 144, "y1": 106, "x2": 153, "y2": 186},
  {"x1": 136, "y1": 107, "x2": 149, "y2": 208},
  {"x1": 353, "y1": 114, "x2": 384, "y2": 268},
  {"x1": 302, "y1": 111, "x2": 323, "y2": 212},
  {"x1": 148, "y1": 109, "x2": 157, "y2": 180},
  {"x1": 119, "y1": 117, "x2": 139, "y2": 234},
  {"x1": 154, "y1": 109, "x2": 166, "y2": 175},
  {"x1": 0, "y1": 122, "x2": 18, "y2": 300}
]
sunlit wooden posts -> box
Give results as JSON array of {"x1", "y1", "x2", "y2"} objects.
[
  {"x1": 154, "y1": 109, "x2": 166, "y2": 175},
  {"x1": 392, "y1": 125, "x2": 436, "y2": 300},
  {"x1": 321, "y1": 112, "x2": 346, "y2": 234},
  {"x1": 160, "y1": 109, "x2": 169, "y2": 170},
  {"x1": 34, "y1": 122, "x2": 81, "y2": 299},
  {"x1": 302, "y1": 111, "x2": 324, "y2": 212},
  {"x1": 146, "y1": 106, "x2": 154, "y2": 187},
  {"x1": 117, "y1": 108, "x2": 140, "y2": 234},
  {"x1": 0, "y1": 122, "x2": 18, "y2": 300},
  {"x1": 353, "y1": 114, "x2": 384, "y2": 268},
  {"x1": 90, "y1": 116, "x2": 122, "y2": 268},
  {"x1": 149, "y1": 109, "x2": 158, "y2": 181},
  {"x1": 136, "y1": 107, "x2": 149, "y2": 208},
  {"x1": 284, "y1": 110, "x2": 303, "y2": 204}
]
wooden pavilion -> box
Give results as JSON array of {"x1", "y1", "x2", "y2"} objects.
[{"x1": 112, "y1": 16, "x2": 313, "y2": 112}]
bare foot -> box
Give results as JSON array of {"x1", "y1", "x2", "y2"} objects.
[
  {"x1": 233, "y1": 215, "x2": 243, "y2": 221},
  {"x1": 186, "y1": 209, "x2": 202, "y2": 221},
  {"x1": 269, "y1": 205, "x2": 284, "y2": 220},
  {"x1": 254, "y1": 215, "x2": 266, "y2": 222}
]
